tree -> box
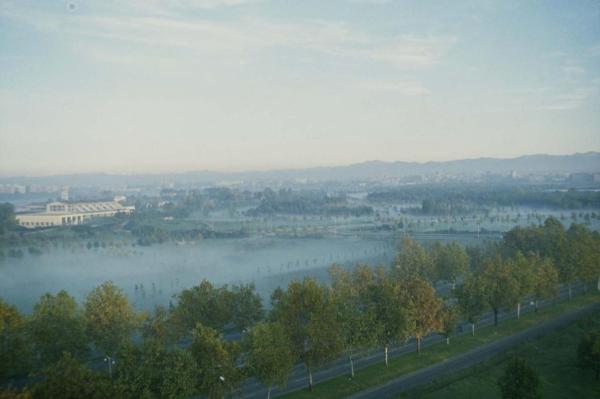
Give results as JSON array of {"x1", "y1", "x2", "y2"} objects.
[
  {"x1": 509, "y1": 252, "x2": 536, "y2": 319},
  {"x1": 454, "y1": 273, "x2": 487, "y2": 336},
  {"x1": 567, "y1": 224, "x2": 599, "y2": 292},
  {"x1": 480, "y1": 257, "x2": 520, "y2": 326},
  {"x1": 246, "y1": 322, "x2": 294, "y2": 399},
  {"x1": 594, "y1": 232, "x2": 600, "y2": 291},
  {"x1": 578, "y1": 331, "x2": 600, "y2": 380},
  {"x1": 403, "y1": 277, "x2": 443, "y2": 353},
  {"x1": 115, "y1": 340, "x2": 198, "y2": 399},
  {"x1": 0, "y1": 298, "x2": 30, "y2": 380},
  {"x1": 530, "y1": 255, "x2": 559, "y2": 311},
  {"x1": 229, "y1": 283, "x2": 263, "y2": 332},
  {"x1": 497, "y1": 357, "x2": 541, "y2": 399},
  {"x1": 270, "y1": 278, "x2": 343, "y2": 390},
  {"x1": 431, "y1": 242, "x2": 469, "y2": 288},
  {"x1": 369, "y1": 275, "x2": 414, "y2": 366},
  {"x1": 0, "y1": 389, "x2": 31, "y2": 399},
  {"x1": 190, "y1": 322, "x2": 241, "y2": 398},
  {"x1": 28, "y1": 290, "x2": 89, "y2": 367},
  {"x1": 141, "y1": 305, "x2": 174, "y2": 344},
  {"x1": 503, "y1": 218, "x2": 574, "y2": 298},
  {"x1": 171, "y1": 280, "x2": 233, "y2": 336},
  {"x1": 329, "y1": 265, "x2": 378, "y2": 378},
  {"x1": 392, "y1": 236, "x2": 434, "y2": 281},
  {"x1": 304, "y1": 302, "x2": 344, "y2": 389},
  {"x1": 0, "y1": 203, "x2": 17, "y2": 235},
  {"x1": 31, "y1": 352, "x2": 114, "y2": 399},
  {"x1": 438, "y1": 301, "x2": 460, "y2": 344},
  {"x1": 159, "y1": 349, "x2": 200, "y2": 399},
  {"x1": 84, "y1": 281, "x2": 139, "y2": 356}
]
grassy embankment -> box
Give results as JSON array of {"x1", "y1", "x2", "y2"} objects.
[
  {"x1": 280, "y1": 291, "x2": 600, "y2": 399},
  {"x1": 396, "y1": 308, "x2": 600, "y2": 399}
]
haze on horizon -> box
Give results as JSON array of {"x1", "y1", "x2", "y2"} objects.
[{"x1": 1, "y1": 0, "x2": 599, "y2": 176}]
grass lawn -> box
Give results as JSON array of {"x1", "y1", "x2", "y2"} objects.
[
  {"x1": 280, "y1": 291, "x2": 600, "y2": 399},
  {"x1": 397, "y1": 308, "x2": 600, "y2": 399}
]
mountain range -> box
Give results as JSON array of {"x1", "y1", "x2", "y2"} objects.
[{"x1": 1, "y1": 152, "x2": 599, "y2": 187}]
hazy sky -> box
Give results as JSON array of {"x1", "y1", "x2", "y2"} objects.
[{"x1": 1, "y1": 0, "x2": 599, "y2": 176}]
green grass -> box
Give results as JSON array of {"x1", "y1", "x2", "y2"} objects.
[
  {"x1": 396, "y1": 310, "x2": 600, "y2": 399},
  {"x1": 280, "y1": 291, "x2": 600, "y2": 399}
]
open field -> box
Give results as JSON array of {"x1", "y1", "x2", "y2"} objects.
[{"x1": 396, "y1": 309, "x2": 600, "y2": 399}]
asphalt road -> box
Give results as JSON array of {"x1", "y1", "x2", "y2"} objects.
[
  {"x1": 239, "y1": 281, "x2": 590, "y2": 398},
  {"x1": 347, "y1": 301, "x2": 600, "y2": 399}
]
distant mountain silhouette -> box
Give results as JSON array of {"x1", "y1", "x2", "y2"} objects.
[{"x1": 2, "y1": 152, "x2": 599, "y2": 186}]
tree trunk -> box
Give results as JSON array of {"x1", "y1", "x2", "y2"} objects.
[
  {"x1": 516, "y1": 302, "x2": 521, "y2": 319},
  {"x1": 349, "y1": 354, "x2": 355, "y2": 378},
  {"x1": 384, "y1": 345, "x2": 389, "y2": 367},
  {"x1": 446, "y1": 336, "x2": 450, "y2": 345},
  {"x1": 568, "y1": 284, "x2": 572, "y2": 300},
  {"x1": 306, "y1": 365, "x2": 313, "y2": 391},
  {"x1": 267, "y1": 385, "x2": 272, "y2": 399},
  {"x1": 471, "y1": 323, "x2": 475, "y2": 336},
  {"x1": 534, "y1": 300, "x2": 538, "y2": 312},
  {"x1": 493, "y1": 308, "x2": 498, "y2": 326},
  {"x1": 416, "y1": 336, "x2": 421, "y2": 353}
]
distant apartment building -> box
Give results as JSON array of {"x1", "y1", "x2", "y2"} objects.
[{"x1": 16, "y1": 201, "x2": 135, "y2": 228}]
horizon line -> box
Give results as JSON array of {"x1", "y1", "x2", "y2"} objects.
[{"x1": 0, "y1": 150, "x2": 599, "y2": 180}]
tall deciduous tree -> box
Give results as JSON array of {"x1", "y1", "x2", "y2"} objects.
[
  {"x1": 230, "y1": 283, "x2": 264, "y2": 332},
  {"x1": 480, "y1": 257, "x2": 520, "y2": 326},
  {"x1": 370, "y1": 276, "x2": 414, "y2": 366},
  {"x1": 431, "y1": 242, "x2": 469, "y2": 288},
  {"x1": 531, "y1": 255, "x2": 559, "y2": 311},
  {"x1": 454, "y1": 273, "x2": 487, "y2": 336},
  {"x1": 509, "y1": 252, "x2": 536, "y2": 319},
  {"x1": 84, "y1": 281, "x2": 139, "y2": 356},
  {"x1": 190, "y1": 322, "x2": 241, "y2": 399},
  {"x1": 0, "y1": 298, "x2": 30, "y2": 380},
  {"x1": 246, "y1": 322, "x2": 294, "y2": 399},
  {"x1": 438, "y1": 301, "x2": 460, "y2": 345},
  {"x1": 29, "y1": 290, "x2": 89, "y2": 367},
  {"x1": 270, "y1": 278, "x2": 343, "y2": 390},
  {"x1": 171, "y1": 280, "x2": 233, "y2": 336},
  {"x1": 31, "y1": 352, "x2": 114, "y2": 399},
  {"x1": 392, "y1": 236, "x2": 434, "y2": 281},
  {"x1": 141, "y1": 305, "x2": 174, "y2": 344},
  {"x1": 115, "y1": 340, "x2": 198, "y2": 399},
  {"x1": 403, "y1": 277, "x2": 443, "y2": 353},
  {"x1": 567, "y1": 224, "x2": 599, "y2": 292},
  {"x1": 329, "y1": 265, "x2": 378, "y2": 378}
]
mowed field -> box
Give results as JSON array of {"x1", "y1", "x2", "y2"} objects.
[{"x1": 397, "y1": 309, "x2": 600, "y2": 399}]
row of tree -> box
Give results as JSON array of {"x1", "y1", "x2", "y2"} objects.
[{"x1": 1, "y1": 218, "x2": 599, "y2": 398}]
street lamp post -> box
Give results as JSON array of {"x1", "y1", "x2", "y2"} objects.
[{"x1": 104, "y1": 355, "x2": 116, "y2": 378}]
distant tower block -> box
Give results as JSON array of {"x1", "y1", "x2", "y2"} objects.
[{"x1": 60, "y1": 187, "x2": 70, "y2": 201}]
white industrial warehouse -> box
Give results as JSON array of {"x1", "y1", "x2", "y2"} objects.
[{"x1": 16, "y1": 201, "x2": 135, "y2": 228}]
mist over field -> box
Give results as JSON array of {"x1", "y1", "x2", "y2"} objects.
[{"x1": 1, "y1": 1, "x2": 600, "y2": 398}]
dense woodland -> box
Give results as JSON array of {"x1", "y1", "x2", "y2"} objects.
[
  {"x1": 1, "y1": 217, "x2": 599, "y2": 398},
  {"x1": 245, "y1": 189, "x2": 373, "y2": 217},
  {"x1": 368, "y1": 185, "x2": 600, "y2": 214}
]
